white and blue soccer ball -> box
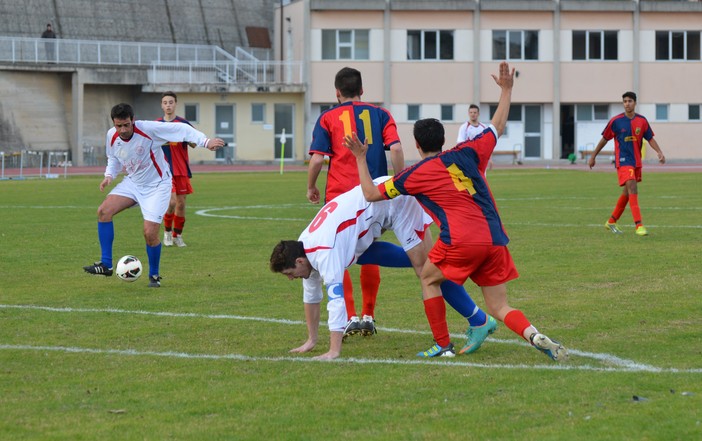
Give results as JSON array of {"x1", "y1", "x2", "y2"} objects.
[{"x1": 116, "y1": 255, "x2": 143, "y2": 282}]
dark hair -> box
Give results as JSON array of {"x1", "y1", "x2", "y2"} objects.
[
  {"x1": 110, "y1": 103, "x2": 134, "y2": 121},
  {"x1": 334, "y1": 67, "x2": 363, "y2": 99},
  {"x1": 469, "y1": 104, "x2": 480, "y2": 111},
  {"x1": 413, "y1": 118, "x2": 445, "y2": 154},
  {"x1": 622, "y1": 91, "x2": 637, "y2": 102},
  {"x1": 161, "y1": 91, "x2": 177, "y2": 101},
  {"x1": 270, "y1": 240, "x2": 306, "y2": 272}
]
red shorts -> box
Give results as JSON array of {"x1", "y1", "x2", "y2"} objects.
[
  {"x1": 428, "y1": 240, "x2": 519, "y2": 287},
  {"x1": 171, "y1": 176, "x2": 193, "y2": 195},
  {"x1": 617, "y1": 166, "x2": 642, "y2": 186}
]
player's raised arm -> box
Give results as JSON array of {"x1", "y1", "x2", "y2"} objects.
[
  {"x1": 490, "y1": 62, "x2": 515, "y2": 138},
  {"x1": 344, "y1": 133, "x2": 384, "y2": 202}
]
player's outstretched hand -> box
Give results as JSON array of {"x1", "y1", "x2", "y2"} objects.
[
  {"x1": 491, "y1": 61, "x2": 515, "y2": 91},
  {"x1": 343, "y1": 133, "x2": 368, "y2": 159},
  {"x1": 206, "y1": 138, "x2": 226, "y2": 151}
]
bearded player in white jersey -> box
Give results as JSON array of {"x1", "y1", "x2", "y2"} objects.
[
  {"x1": 270, "y1": 178, "x2": 491, "y2": 360},
  {"x1": 83, "y1": 103, "x2": 225, "y2": 287}
]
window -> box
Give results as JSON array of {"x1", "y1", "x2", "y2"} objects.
[
  {"x1": 489, "y1": 104, "x2": 522, "y2": 121},
  {"x1": 575, "y1": 104, "x2": 609, "y2": 121},
  {"x1": 655, "y1": 104, "x2": 669, "y2": 121},
  {"x1": 184, "y1": 104, "x2": 198, "y2": 123},
  {"x1": 689, "y1": 104, "x2": 701, "y2": 120},
  {"x1": 655, "y1": 31, "x2": 701, "y2": 60},
  {"x1": 572, "y1": 30, "x2": 618, "y2": 60},
  {"x1": 407, "y1": 30, "x2": 454, "y2": 60},
  {"x1": 407, "y1": 104, "x2": 420, "y2": 121},
  {"x1": 441, "y1": 104, "x2": 454, "y2": 121},
  {"x1": 322, "y1": 29, "x2": 369, "y2": 60},
  {"x1": 251, "y1": 103, "x2": 265, "y2": 123},
  {"x1": 493, "y1": 30, "x2": 538, "y2": 60}
]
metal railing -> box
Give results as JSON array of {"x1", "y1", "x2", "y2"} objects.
[
  {"x1": 0, "y1": 35, "x2": 235, "y2": 66},
  {"x1": 148, "y1": 60, "x2": 303, "y2": 85}
]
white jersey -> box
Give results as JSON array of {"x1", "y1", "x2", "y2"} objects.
[
  {"x1": 104, "y1": 120, "x2": 209, "y2": 187},
  {"x1": 299, "y1": 177, "x2": 432, "y2": 331},
  {"x1": 457, "y1": 121, "x2": 488, "y2": 143}
]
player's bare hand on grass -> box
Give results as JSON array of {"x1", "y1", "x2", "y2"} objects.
[
  {"x1": 312, "y1": 350, "x2": 340, "y2": 360},
  {"x1": 343, "y1": 133, "x2": 368, "y2": 158},
  {"x1": 290, "y1": 340, "x2": 316, "y2": 353}
]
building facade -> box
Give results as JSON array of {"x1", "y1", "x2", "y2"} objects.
[{"x1": 277, "y1": 0, "x2": 702, "y2": 163}]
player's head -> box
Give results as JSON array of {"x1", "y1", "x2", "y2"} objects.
[
  {"x1": 270, "y1": 240, "x2": 311, "y2": 279},
  {"x1": 413, "y1": 118, "x2": 445, "y2": 155},
  {"x1": 111, "y1": 103, "x2": 135, "y2": 140},
  {"x1": 622, "y1": 91, "x2": 637, "y2": 114},
  {"x1": 161, "y1": 91, "x2": 177, "y2": 118},
  {"x1": 468, "y1": 104, "x2": 480, "y2": 123},
  {"x1": 335, "y1": 67, "x2": 363, "y2": 101}
]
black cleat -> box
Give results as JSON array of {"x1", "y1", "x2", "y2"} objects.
[
  {"x1": 83, "y1": 262, "x2": 113, "y2": 276},
  {"x1": 360, "y1": 315, "x2": 377, "y2": 336},
  {"x1": 342, "y1": 316, "x2": 361, "y2": 341},
  {"x1": 148, "y1": 275, "x2": 162, "y2": 288}
]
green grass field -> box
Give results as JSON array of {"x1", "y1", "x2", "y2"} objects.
[{"x1": 1, "y1": 169, "x2": 700, "y2": 440}]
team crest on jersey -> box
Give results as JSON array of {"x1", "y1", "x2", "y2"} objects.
[{"x1": 136, "y1": 146, "x2": 145, "y2": 155}]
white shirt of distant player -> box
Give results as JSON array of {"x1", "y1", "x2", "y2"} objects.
[
  {"x1": 104, "y1": 120, "x2": 209, "y2": 187},
  {"x1": 298, "y1": 177, "x2": 432, "y2": 331},
  {"x1": 457, "y1": 121, "x2": 488, "y2": 143}
]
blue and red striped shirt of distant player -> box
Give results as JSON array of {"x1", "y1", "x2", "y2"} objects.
[
  {"x1": 157, "y1": 115, "x2": 193, "y2": 178},
  {"x1": 310, "y1": 101, "x2": 400, "y2": 201},
  {"x1": 601, "y1": 112, "x2": 654, "y2": 168}
]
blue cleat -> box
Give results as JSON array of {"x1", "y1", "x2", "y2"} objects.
[
  {"x1": 459, "y1": 315, "x2": 498, "y2": 354},
  {"x1": 417, "y1": 342, "x2": 455, "y2": 358}
]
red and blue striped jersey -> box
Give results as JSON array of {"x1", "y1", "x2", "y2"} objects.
[
  {"x1": 310, "y1": 101, "x2": 400, "y2": 201},
  {"x1": 157, "y1": 116, "x2": 193, "y2": 178},
  {"x1": 376, "y1": 126, "x2": 509, "y2": 247},
  {"x1": 602, "y1": 113, "x2": 654, "y2": 168}
]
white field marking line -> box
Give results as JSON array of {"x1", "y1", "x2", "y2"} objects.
[
  {"x1": 1, "y1": 344, "x2": 700, "y2": 374},
  {"x1": 506, "y1": 222, "x2": 702, "y2": 229},
  {"x1": 2, "y1": 304, "x2": 695, "y2": 373}
]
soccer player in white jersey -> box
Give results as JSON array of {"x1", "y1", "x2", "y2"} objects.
[
  {"x1": 270, "y1": 178, "x2": 492, "y2": 360},
  {"x1": 83, "y1": 103, "x2": 225, "y2": 287},
  {"x1": 457, "y1": 104, "x2": 492, "y2": 170}
]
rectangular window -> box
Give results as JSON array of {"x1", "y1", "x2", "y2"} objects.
[
  {"x1": 407, "y1": 30, "x2": 454, "y2": 60},
  {"x1": 575, "y1": 104, "x2": 609, "y2": 121},
  {"x1": 322, "y1": 29, "x2": 369, "y2": 60},
  {"x1": 407, "y1": 104, "x2": 420, "y2": 121},
  {"x1": 251, "y1": 103, "x2": 265, "y2": 123},
  {"x1": 184, "y1": 104, "x2": 198, "y2": 123},
  {"x1": 656, "y1": 30, "x2": 701, "y2": 60},
  {"x1": 441, "y1": 104, "x2": 454, "y2": 121},
  {"x1": 689, "y1": 104, "x2": 701, "y2": 120},
  {"x1": 573, "y1": 30, "x2": 618, "y2": 60},
  {"x1": 489, "y1": 104, "x2": 522, "y2": 121},
  {"x1": 655, "y1": 104, "x2": 669, "y2": 121},
  {"x1": 493, "y1": 30, "x2": 538, "y2": 60}
]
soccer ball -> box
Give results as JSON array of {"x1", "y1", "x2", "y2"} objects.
[{"x1": 116, "y1": 255, "x2": 143, "y2": 282}]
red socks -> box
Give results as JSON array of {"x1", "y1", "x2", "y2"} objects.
[
  {"x1": 342, "y1": 270, "x2": 356, "y2": 320},
  {"x1": 629, "y1": 194, "x2": 642, "y2": 225},
  {"x1": 163, "y1": 213, "x2": 175, "y2": 232},
  {"x1": 610, "y1": 194, "x2": 629, "y2": 223},
  {"x1": 173, "y1": 215, "x2": 186, "y2": 236},
  {"x1": 360, "y1": 264, "x2": 380, "y2": 318},
  {"x1": 423, "y1": 296, "x2": 450, "y2": 347},
  {"x1": 504, "y1": 309, "x2": 532, "y2": 341}
]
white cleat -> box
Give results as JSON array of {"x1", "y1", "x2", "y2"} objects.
[
  {"x1": 163, "y1": 232, "x2": 173, "y2": 247},
  {"x1": 530, "y1": 333, "x2": 569, "y2": 362},
  {"x1": 173, "y1": 235, "x2": 187, "y2": 247}
]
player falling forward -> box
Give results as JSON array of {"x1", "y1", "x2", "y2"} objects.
[
  {"x1": 83, "y1": 103, "x2": 224, "y2": 287},
  {"x1": 271, "y1": 178, "x2": 494, "y2": 360}
]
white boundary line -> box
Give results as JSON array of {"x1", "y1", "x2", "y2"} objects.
[{"x1": 2, "y1": 304, "x2": 700, "y2": 374}]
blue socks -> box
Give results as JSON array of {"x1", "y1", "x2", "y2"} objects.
[
  {"x1": 146, "y1": 243, "x2": 162, "y2": 277},
  {"x1": 357, "y1": 241, "x2": 412, "y2": 267},
  {"x1": 97, "y1": 221, "x2": 114, "y2": 268},
  {"x1": 441, "y1": 280, "x2": 487, "y2": 327}
]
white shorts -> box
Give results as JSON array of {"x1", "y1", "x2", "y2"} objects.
[
  {"x1": 386, "y1": 196, "x2": 433, "y2": 251},
  {"x1": 109, "y1": 177, "x2": 172, "y2": 223}
]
